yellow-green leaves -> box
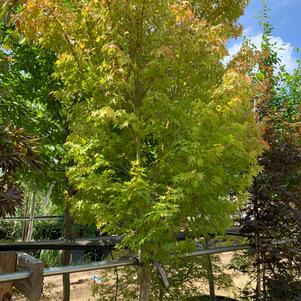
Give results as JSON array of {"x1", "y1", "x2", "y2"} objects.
[{"x1": 17, "y1": 0, "x2": 262, "y2": 261}]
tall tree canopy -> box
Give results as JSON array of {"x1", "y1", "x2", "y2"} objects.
[{"x1": 17, "y1": 1, "x2": 262, "y2": 298}]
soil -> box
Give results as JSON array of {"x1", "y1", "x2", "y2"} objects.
[
  {"x1": 13, "y1": 271, "x2": 98, "y2": 301},
  {"x1": 12, "y1": 252, "x2": 250, "y2": 301}
]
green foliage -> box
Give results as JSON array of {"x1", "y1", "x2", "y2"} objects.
[
  {"x1": 39, "y1": 250, "x2": 62, "y2": 268},
  {"x1": 0, "y1": 221, "x2": 22, "y2": 241},
  {"x1": 72, "y1": 222, "x2": 98, "y2": 238},
  {"x1": 273, "y1": 62, "x2": 301, "y2": 121},
  {"x1": 32, "y1": 220, "x2": 99, "y2": 241},
  {"x1": 151, "y1": 255, "x2": 233, "y2": 300},
  {"x1": 32, "y1": 221, "x2": 63, "y2": 240},
  {"x1": 17, "y1": 0, "x2": 262, "y2": 264},
  {"x1": 0, "y1": 2, "x2": 68, "y2": 210}
]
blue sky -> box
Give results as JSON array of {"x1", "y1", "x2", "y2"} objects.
[{"x1": 228, "y1": 0, "x2": 301, "y2": 72}]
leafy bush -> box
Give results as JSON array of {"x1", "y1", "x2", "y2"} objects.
[
  {"x1": 73, "y1": 223, "x2": 98, "y2": 238},
  {"x1": 32, "y1": 220, "x2": 98, "y2": 241},
  {"x1": 0, "y1": 221, "x2": 22, "y2": 241},
  {"x1": 32, "y1": 221, "x2": 63, "y2": 240},
  {"x1": 39, "y1": 250, "x2": 62, "y2": 267}
]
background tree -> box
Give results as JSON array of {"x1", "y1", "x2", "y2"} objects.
[
  {"x1": 17, "y1": 1, "x2": 262, "y2": 300},
  {"x1": 237, "y1": 7, "x2": 301, "y2": 300},
  {"x1": 1, "y1": 3, "x2": 73, "y2": 299},
  {"x1": 0, "y1": 1, "x2": 68, "y2": 200},
  {"x1": 0, "y1": 125, "x2": 39, "y2": 217}
]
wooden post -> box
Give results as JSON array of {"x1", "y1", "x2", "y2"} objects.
[
  {"x1": 14, "y1": 253, "x2": 44, "y2": 301},
  {"x1": 0, "y1": 252, "x2": 17, "y2": 301}
]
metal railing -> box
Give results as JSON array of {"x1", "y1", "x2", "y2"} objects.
[
  {"x1": 0, "y1": 216, "x2": 64, "y2": 222},
  {"x1": 0, "y1": 244, "x2": 250, "y2": 283}
]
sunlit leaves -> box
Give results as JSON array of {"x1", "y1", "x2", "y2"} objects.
[{"x1": 18, "y1": 0, "x2": 262, "y2": 261}]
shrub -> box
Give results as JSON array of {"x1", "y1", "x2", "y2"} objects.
[
  {"x1": 32, "y1": 221, "x2": 63, "y2": 240},
  {"x1": 39, "y1": 250, "x2": 62, "y2": 268},
  {"x1": 0, "y1": 221, "x2": 22, "y2": 241}
]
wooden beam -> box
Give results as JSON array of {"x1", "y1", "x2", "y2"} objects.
[
  {"x1": 14, "y1": 253, "x2": 44, "y2": 301},
  {"x1": 0, "y1": 252, "x2": 17, "y2": 300}
]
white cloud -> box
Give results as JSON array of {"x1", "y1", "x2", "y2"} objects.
[
  {"x1": 243, "y1": 27, "x2": 254, "y2": 36},
  {"x1": 225, "y1": 33, "x2": 298, "y2": 73}
]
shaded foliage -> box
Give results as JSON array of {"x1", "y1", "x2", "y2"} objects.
[
  {"x1": 0, "y1": 1, "x2": 69, "y2": 210},
  {"x1": 0, "y1": 125, "x2": 40, "y2": 216},
  {"x1": 0, "y1": 220, "x2": 21, "y2": 240}
]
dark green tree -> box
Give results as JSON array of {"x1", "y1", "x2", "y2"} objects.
[{"x1": 0, "y1": 0, "x2": 68, "y2": 207}]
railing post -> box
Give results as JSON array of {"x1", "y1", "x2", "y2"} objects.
[
  {"x1": 0, "y1": 252, "x2": 17, "y2": 301},
  {"x1": 14, "y1": 253, "x2": 44, "y2": 301}
]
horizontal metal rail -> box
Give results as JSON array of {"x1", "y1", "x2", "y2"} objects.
[
  {"x1": 0, "y1": 244, "x2": 249, "y2": 283},
  {"x1": 184, "y1": 244, "x2": 250, "y2": 257},
  {"x1": 0, "y1": 271, "x2": 31, "y2": 282},
  {"x1": 0, "y1": 216, "x2": 64, "y2": 222},
  {"x1": 43, "y1": 256, "x2": 139, "y2": 277}
]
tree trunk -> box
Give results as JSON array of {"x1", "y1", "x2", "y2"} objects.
[
  {"x1": 254, "y1": 190, "x2": 261, "y2": 301},
  {"x1": 204, "y1": 238, "x2": 216, "y2": 301},
  {"x1": 206, "y1": 255, "x2": 216, "y2": 301},
  {"x1": 262, "y1": 263, "x2": 266, "y2": 296},
  {"x1": 139, "y1": 264, "x2": 152, "y2": 301},
  {"x1": 63, "y1": 204, "x2": 72, "y2": 301},
  {"x1": 26, "y1": 190, "x2": 36, "y2": 241},
  {"x1": 21, "y1": 195, "x2": 29, "y2": 241},
  {"x1": 62, "y1": 254, "x2": 71, "y2": 301},
  {"x1": 255, "y1": 233, "x2": 261, "y2": 300}
]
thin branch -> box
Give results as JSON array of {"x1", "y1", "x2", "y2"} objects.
[
  {"x1": 105, "y1": 0, "x2": 111, "y2": 13},
  {"x1": 139, "y1": 0, "x2": 146, "y2": 45}
]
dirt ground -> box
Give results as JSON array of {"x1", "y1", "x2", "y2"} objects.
[
  {"x1": 13, "y1": 252, "x2": 251, "y2": 301},
  {"x1": 14, "y1": 270, "x2": 97, "y2": 301},
  {"x1": 215, "y1": 252, "x2": 250, "y2": 299}
]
